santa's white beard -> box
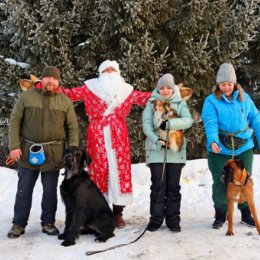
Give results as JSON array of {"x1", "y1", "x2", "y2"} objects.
[{"x1": 97, "y1": 72, "x2": 125, "y2": 105}]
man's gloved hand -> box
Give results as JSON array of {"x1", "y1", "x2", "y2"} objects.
[
  {"x1": 67, "y1": 146, "x2": 80, "y2": 153},
  {"x1": 160, "y1": 120, "x2": 168, "y2": 130}
]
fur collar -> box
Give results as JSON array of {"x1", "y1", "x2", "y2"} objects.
[{"x1": 213, "y1": 83, "x2": 244, "y2": 102}]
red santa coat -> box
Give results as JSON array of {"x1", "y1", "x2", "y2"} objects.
[{"x1": 63, "y1": 85, "x2": 150, "y2": 194}]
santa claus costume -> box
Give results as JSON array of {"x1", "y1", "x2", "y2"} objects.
[{"x1": 63, "y1": 60, "x2": 151, "y2": 227}]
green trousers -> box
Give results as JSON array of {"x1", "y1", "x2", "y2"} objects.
[{"x1": 207, "y1": 149, "x2": 253, "y2": 211}]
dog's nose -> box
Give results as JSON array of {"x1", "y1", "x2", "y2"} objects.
[{"x1": 65, "y1": 155, "x2": 73, "y2": 161}]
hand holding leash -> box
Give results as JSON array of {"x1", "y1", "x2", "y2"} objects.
[
  {"x1": 211, "y1": 142, "x2": 221, "y2": 153},
  {"x1": 9, "y1": 149, "x2": 22, "y2": 162},
  {"x1": 158, "y1": 139, "x2": 169, "y2": 149}
]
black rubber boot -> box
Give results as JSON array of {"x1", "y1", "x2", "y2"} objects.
[
  {"x1": 241, "y1": 207, "x2": 255, "y2": 227},
  {"x1": 147, "y1": 222, "x2": 161, "y2": 232},
  {"x1": 212, "y1": 208, "x2": 227, "y2": 229}
]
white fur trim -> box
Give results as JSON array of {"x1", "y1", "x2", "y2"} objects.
[
  {"x1": 84, "y1": 79, "x2": 133, "y2": 116},
  {"x1": 98, "y1": 60, "x2": 120, "y2": 75},
  {"x1": 103, "y1": 125, "x2": 133, "y2": 205}
]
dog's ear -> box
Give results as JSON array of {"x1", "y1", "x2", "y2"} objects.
[
  {"x1": 222, "y1": 165, "x2": 234, "y2": 183},
  {"x1": 86, "y1": 152, "x2": 92, "y2": 166},
  {"x1": 19, "y1": 74, "x2": 40, "y2": 91},
  {"x1": 177, "y1": 83, "x2": 193, "y2": 101},
  {"x1": 163, "y1": 102, "x2": 171, "y2": 112},
  {"x1": 81, "y1": 150, "x2": 86, "y2": 160},
  {"x1": 235, "y1": 159, "x2": 245, "y2": 170},
  {"x1": 151, "y1": 100, "x2": 159, "y2": 108}
]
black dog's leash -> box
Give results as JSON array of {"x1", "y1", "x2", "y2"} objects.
[
  {"x1": 86, "y1": 129, "x2": 170, "y2": 256},
  {"x1": 161, "y1": 127, "x2": 169, "y2": 185},
  {"x1": 85, "y1": 226, "x2": 148, "y2": 255}
]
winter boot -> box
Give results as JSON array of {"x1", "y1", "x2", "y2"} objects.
[
  {"x1": 165, "y1": 189, "x2": 181, "y2": 232},
  {"x1": 241, "y1": 207, "x2": 255, "y2": 227},
  {"x1": 7, "y1": 224, "x2": 25, "y2": 238},
  {"x1": 169, "y1": 223, "x2": 181, "y2": 232},
  {"x1": 147, "y1": 221, "x2": 161, "y2": 232},
  {"x1": 212, "y1": 208, "x2": 227, "y2": 229},
  {"x1": 113, "y1": 205, "x2": 126, "y2": 229},
  {"x1": 42, "y1": 223, "x2": 59, "y2": 235}
]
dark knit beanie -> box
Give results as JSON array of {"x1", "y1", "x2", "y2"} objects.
[{"x1": 40, "y1": 66, "x2": 60, "y2": 81}]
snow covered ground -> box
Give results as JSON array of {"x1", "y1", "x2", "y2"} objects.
[{"x1": 1, "y1": 156, "x2": 260, "y2": 260}]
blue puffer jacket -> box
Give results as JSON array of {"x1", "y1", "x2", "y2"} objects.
[
  {"x1": 202, "y1": 90, "x2": 260, "y2": 156},
  {"x1": 142, "y1": 89, "x2": 193, "y2": 164}
]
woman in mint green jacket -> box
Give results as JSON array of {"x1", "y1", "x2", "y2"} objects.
[{"x1": 142, "y1": 74, "x2": 193, "y2": 232}]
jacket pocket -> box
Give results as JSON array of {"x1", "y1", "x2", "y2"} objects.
[{"x1": 145, "y1": 139, "x2": 162, "y2": 151}]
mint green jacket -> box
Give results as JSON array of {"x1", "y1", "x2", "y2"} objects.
[{"x1": 142, "y1": 89, "x2": 193, "y2": 164}]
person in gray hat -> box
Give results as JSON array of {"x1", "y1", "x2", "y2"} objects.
[
  {"x1": 7, "y1": 66, "x2": 79, "y2": 238},
  {"x1": 142, "y1": 73, "x2": 193, "y2": 232},
  {"x1": 202, "y1": 63, "x2": 260, "y2": 230}
]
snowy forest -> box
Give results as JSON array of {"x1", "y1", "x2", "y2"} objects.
[{"x1": 0, "y1": 0, "x2": 259, "y2": 165}]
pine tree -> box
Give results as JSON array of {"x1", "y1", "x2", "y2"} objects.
[
  {"x1": 238, "y1": 2, "x2": 260, "y2": 108},
  {"x1": 0, "y1": 0, "x2": 259, "y2": 165},
  {"x1": 162, "y1": 0, "x2": 259, "y2": 157}
]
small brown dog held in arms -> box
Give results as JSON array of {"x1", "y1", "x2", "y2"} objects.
[
  {"x1": 153, "y1": 83, "x2": 192, "y2": 153},
  {"x1": 223, "y1": 159, "x2": 260, "y2": 236},
  {"x1": 153, "y1": 100, "x2": 183, "y2": 152}
]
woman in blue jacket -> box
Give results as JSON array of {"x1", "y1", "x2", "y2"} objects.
[
  {"x1": 143, "y1": 74, "x2": 193, "y2": 232},
  {"x1": 202, "y1": 63, "x2": 260, "y2": 229}
]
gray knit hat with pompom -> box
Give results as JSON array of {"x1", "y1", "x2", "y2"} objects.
[
  {"x1": 216, "y1": 63, "x2": 237, "y2": 84},
  {"x1": 156, "y1": 73, "x2": 181, "y2": 98},
  {"x1": 156, "y1": 73, "x2": 175, "y2": 90}
]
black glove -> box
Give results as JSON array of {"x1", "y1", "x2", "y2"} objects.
[
  {"x1": 67, "y1": 146, "x2": 80, "y2": 153},
  {"x1": 160, "y1": 120, "x2": 168, "y2": 130},
  {"x1": 158, "y1": 139, "x2": 166, "y2": 149}
]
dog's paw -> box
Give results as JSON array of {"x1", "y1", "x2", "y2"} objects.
[
  {"x1": 95, "y1": 236, "x2": 107, "y2": 242},
  {"x1": 226, "y1": 230, "x2": 234, "y2": 236},
  {"x1": 58, "y1": 233, "x2": 67, "y2": 240},
  {"x1": 61, "y1": 240, "x2": 75, "y2": 247}
]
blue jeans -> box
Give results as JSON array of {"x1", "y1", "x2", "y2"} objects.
[{"x1": 12, "y1": 166, "x2": 60, "y2": 228}]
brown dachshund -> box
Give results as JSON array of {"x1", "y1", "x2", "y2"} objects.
[{"x1": 223, "y1": 159, "x2": 260, "y2": 236}]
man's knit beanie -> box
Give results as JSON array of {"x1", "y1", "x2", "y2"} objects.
[{"x1": 40, "y1": 66, "x2": 61, "y2": 81}]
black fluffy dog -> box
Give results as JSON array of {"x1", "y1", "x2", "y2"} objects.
[{"x1": 59, "y1": 147, "x2": 115, "y2": 247}]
